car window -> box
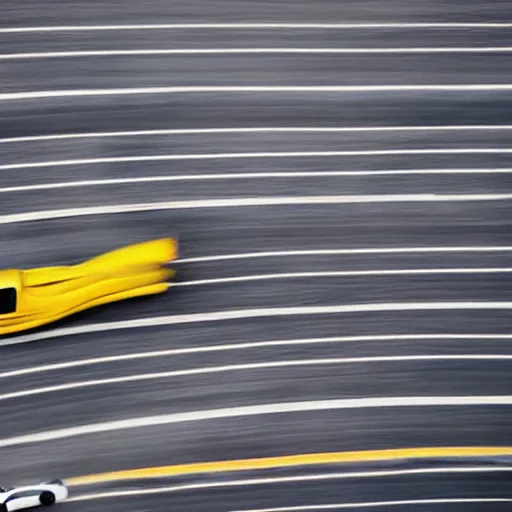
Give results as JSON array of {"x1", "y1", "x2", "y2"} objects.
[
  {"x1": 0, "y1": 288, "x2": 17, "y2": 314},
  {"x1": 5, "y1": 490, "x2": 39, "y2": 502}
]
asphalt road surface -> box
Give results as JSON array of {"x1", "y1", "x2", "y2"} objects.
[{"x1": 1, "y1": 0, "x2": 512, "y2": 511}]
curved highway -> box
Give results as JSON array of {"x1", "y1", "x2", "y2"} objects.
[{"x1": 1, "y1": 0, "x2": 512, "y2": 510}]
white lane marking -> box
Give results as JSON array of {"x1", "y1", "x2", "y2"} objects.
[
  {"x1": 3, "y1": 334, "x2": 511, "y2": 378},
  {"x1": 178, "y1": 246, "x2": 512, "y2": 263},
  {"x1": 4, "y1": 47, "x2": 512, "y2": 60},
  {"x1": 66, "y1": 467, "x2": 512, "y2": 499},
  {"x1": 1, "y1": 355, "x2": 511, "y2": 402},
  {"x1": 0, "y1": 396, "x2": 510, "y2": 448},
  {"x1": 230, "y1": 498, "x2": 512, "y2": 511},
  {"x1": 3, "y1": 302, "x2": 512, "y2": 347},
  {"x1": 2, "y1": 194, "x2": 512, "y2": 225},
  {"x1": 3, "y1": 149, "x2": 512, "y2": 171},
  {"x1": 2, "y1": 23, "x2": 512, "y2": 33},
  {"x1": 2, "y1": 85, "x2": 512, "y2": 101},
  {"x1": 3, "y1": 125, "x2": 512, "y2": 143},
  {"x1": 174, "y1": 268, "x2": 512, "y2": 287},
  {"x1": 3, "y1": 169, "x2": 512, "y2": 194}
]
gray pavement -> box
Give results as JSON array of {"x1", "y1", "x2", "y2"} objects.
[{"x1": 1, "y1": 0, "x2": 511, "y2": 511}]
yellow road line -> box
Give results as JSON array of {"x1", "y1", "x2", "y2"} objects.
[{"x1": 67, "y1": 446, "x2": 512, "y2": 486}]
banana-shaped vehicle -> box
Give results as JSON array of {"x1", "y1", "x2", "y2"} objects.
[{"x1": 0, "y1": 238, "x2": 178, "y2": 336}]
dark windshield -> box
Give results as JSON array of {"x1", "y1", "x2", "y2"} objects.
[{"x1": 0, "y1": 288, "x2": 17, "y2": 314}]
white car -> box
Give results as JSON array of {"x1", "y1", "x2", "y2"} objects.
[{"x1": 0, "y1": 479, "x2": 68, "y2": 511}]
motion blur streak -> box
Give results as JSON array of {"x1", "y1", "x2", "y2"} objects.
[
  {"x1": 3, "y1": 195, "x2": 512, "y2": 226},
  {"x1": 230, "y1": 498, "x2": 512, "y2": 511},
  {"x1": 3, "y1": 84, "x2": 512, "y2": 101},
  {"x1": 2, "y1": 22, "x2": 512, "y2": 32},
  {"x1": 65, "y1": 467, "x2": 512, "y2": 500},
  {"x1": 3, "y1": 334, "x2": 510, "y2": 378},
  {"x1": 2, "y1": 1, "x2": 511, "y2": 508},
  {"x1": 0, "y1": 397, "x2": 510, "y2": 449},
  {"x1": 66, "y1": 446, "x2": 512, "y2": 485},
  {"x1": 6, "y1": 170, "x2": 512, "y2": 194},
  {"x1": 177, "y1": 246, "x2": 512, "y2": 263},
  {"x1": 3, "y1": 302, "x2": 512, "y2": 347},
  {"x1": 4, "y1": 149, "x2": 512, "y2": 171},
  {"x1": 2, "y1": 355, "x2": 511, "y2": 402},
  {"x1": 3, "y1": 125, "x2": 512, "y2": 143},
  {"x1": 174, "y1": 268, "x2": 512, "y2": 287},
  {"x1": 4, "y1": 47, "x2": 512, "y2": 60}
]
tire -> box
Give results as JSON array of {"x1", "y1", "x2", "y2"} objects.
[
  {"x1": 39, "y1": 491, "x2": 56, "y2": 506},
  {"x1": 0, "y1": 503, "x2": 7, "y2": 512}
]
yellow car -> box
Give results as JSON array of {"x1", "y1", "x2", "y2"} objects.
[{"x1": 0, "y1": 238, "x2": 178, "y2": 336}]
